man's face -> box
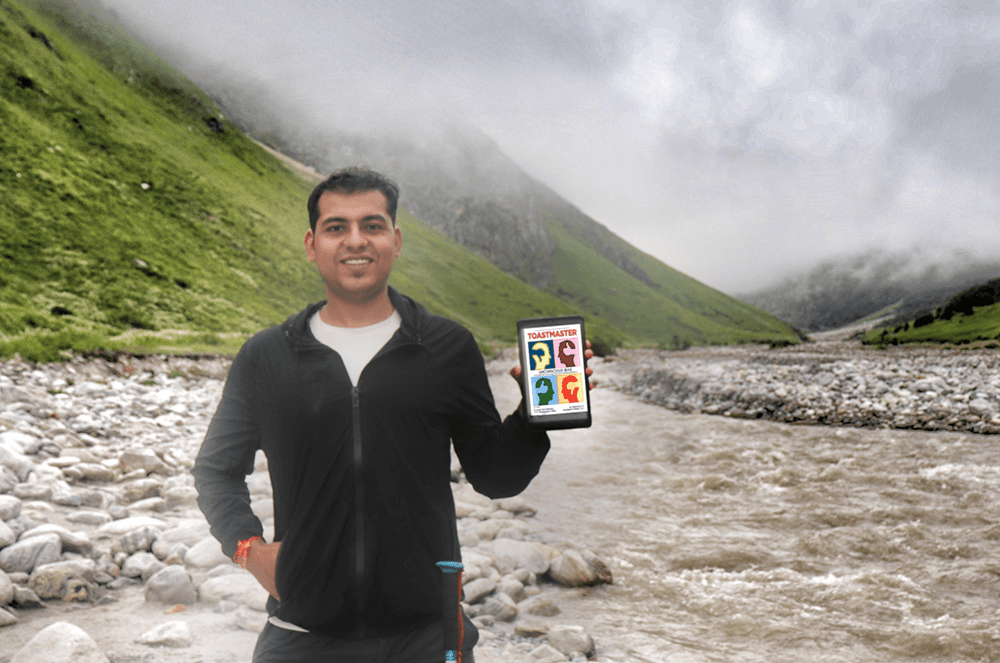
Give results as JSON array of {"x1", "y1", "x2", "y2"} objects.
[{"x1": 304, "y1": 190, "x2": 402, "y2": 306}]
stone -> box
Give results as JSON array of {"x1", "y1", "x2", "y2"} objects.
[
  {"x1": 479, "y1": 592, "x2": 518, "y2": 622},
  {"x1": 97, "y1": 516, "x2": 166, "y2": 536},
  {"x1": 491, "y1": 538, "x2": 550, "y2": 575},
  {"x1": 117, "y1": 525, "x2": 160, "y2": 555},
  {"x1": 498, "y1": 577, "x2": 525, "y2": 602},
  {"x1": 0, "y1": 430, "x2": 40, "y2": 455},
  {"x1": 526, "y1": 644, "x2": 567, "y2": 663},
  {"x1": 515, "y1": 621, "x2": 550, "y2": 637},
  {"x1": 150, "y1": 521, "x2": 212, "y2": 560},
  {"x1": 20, "y1": 524, "x2": 93, "y2": 555},
  {"x1": 120, "y1": 448, "x2": 170, "y2": 475},
  {"x1": 0, "y1": 494, "x2": 22, "y2": 520},
  {"x1": 136, "y1": 620, "x2": 193, "y2": 647},
  {"x1": 76, "y1": 463, "x2": 117, "y2": 482},
  {"x1": 497, "y1": 496, "x2": 537, "y2": 516},
  {"x1": 547, "y1": 551, "x2": 597, "y2": 587},
  {"x1": 548, "y1": 626, "x2": 595, "y2": 657},
  {"x1": 10, "y1": 620, "x2": 110, "y2": 663},
  {"x1": 0, "y1": 606, "x2": 16, "y2": 626},
  {"x1": 119, "y1": 477, "x2": 162, "y2": 503},
  {"x1": 121, "y1": 552, "x2": 165, "y2": 582},
  {"x1": 184, "y1": 536, "x2": 231, "y2": 568},
  {"x1": 198, "y1": 571, "x2": 269, "y2": 610},
  {"x1": 66, "y1": 510, "x2": 113, "y2": 526},
  {"x1": 0, "y1": 569, "x2": 13, "y2": 605},
  {"x1": 0, "y1": 519, "x2": 16, "y2": 548},
  {"x1": 144, "y1": 565, "x2": 197, "y2": 604},
  {"x1": 233, "y1": 605, "x2": 269, "y2": 632},
  {"x1": 29, "y1": 559, "x2": 97, "y2": 599},
  {"x1": 12, "y1": 584, "x2": 45, "y2": 608},
  {"x1": 519, "y1": 595, "x2": 561, "y2": 617},
  {"x1": 463, "y1": 577, "x2": 496, "y2": 604},
  {"x1": 0, "y1": 533, "x2": 62, "y2": 574}
]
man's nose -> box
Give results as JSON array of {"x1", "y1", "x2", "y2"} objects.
[{"x1": 345, "y1": 223, "x2": 365, "y2": 246}]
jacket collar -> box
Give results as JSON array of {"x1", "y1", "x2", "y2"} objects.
[{"x1": 283, "y1": 287, "x2": 424, "y2": 350}]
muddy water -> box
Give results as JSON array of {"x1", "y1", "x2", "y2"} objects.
[{"x1": 493, "y1": 365, "x2": 1000, "y2": 662}]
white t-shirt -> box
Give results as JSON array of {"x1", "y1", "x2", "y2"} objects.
[
  {"x1": 269, "y1": 306, "x2": 402, "y2": 633},
  {"x1": 308, "y1": 308, "x2": 402, "y2": 385}
]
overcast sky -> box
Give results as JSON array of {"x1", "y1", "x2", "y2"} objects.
[{"x1": 97, "y1": 0, "x2": 1000, "y2": 293}]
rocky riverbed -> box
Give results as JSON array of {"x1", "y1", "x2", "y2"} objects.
[
  {"x1": 0, "y1": 353, "x2": 609, "y2": 663},
  {"x1": 610, "y1": 342, "x2": 1000, "y2": 434}
]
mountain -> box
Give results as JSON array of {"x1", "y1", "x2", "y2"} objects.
[
  {"x1": 0, "y1": 0, "x2": 800, "y2": 361},
  {"x1": 175, "y1": 57, "x2": 802, "y2": 350},
  {"x1": 738, "y1": 250, "x2": 1000, "y2": 332}
]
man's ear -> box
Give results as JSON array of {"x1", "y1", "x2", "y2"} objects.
[
  {"x1": 304, "y1": 229, "x2": 317, "y2": 263},
  {"x1": 394, "y1": 224, "x2": 402, "y2": 258}
]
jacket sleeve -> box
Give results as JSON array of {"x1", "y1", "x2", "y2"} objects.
[
  {"x1": 191, "y1": 345, "x2": 265, "y2": 559},
  {"x1": 449, "y1": 332, "x2": 550, "y2": 499}
]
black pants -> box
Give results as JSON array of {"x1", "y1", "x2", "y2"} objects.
[{"x1": 252, "y1": 618, "x2": 478, "y2": 663}]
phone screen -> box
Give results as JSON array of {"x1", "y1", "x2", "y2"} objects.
[{"x1": 517, "y1": 316, "x2": 591, "y2": 429}]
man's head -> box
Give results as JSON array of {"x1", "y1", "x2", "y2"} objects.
[{"x1": 307, "y1": 168, "x2": 400, "y2": 232}]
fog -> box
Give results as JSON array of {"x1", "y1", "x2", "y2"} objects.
[{"x1": 94, "y1": 0, "x2": 1000, "y2": 293}]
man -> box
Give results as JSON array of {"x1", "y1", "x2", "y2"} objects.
[{"x1": 192, "y1": 168, "x2": 592, "y2": 662}]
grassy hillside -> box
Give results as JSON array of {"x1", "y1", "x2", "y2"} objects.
[
  {"x1": 864, "y1": 278, "x2": 1000, "y2": 347},
  {"x1": 0, "y1": 0, "x2": 622, "y2": 361}
]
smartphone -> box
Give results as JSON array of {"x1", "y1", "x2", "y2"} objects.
[{"x1": 517, "y1": 315, "x2": 591, "y2": 429}]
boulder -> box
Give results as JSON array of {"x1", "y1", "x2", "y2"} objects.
[
  {"x1": 20, "y1": 524, "x2": 93, "y2": 555},
  {"x1": 198, "y1": 571, "x2": 269, "y2": 610},
  {"x1": 97, "y1": 516, "x2": 167, "y2": 536},
  {"x1": 0, "y1": 569, "x2": 13, "y2": 605},
  {"x1": 0, "y1": 606, "x2": 16, "y2": 626},
  {"x1": 0, "y1": 533, "x2": 61, "y2": 574},
  {"x1": 29, "y1": 559, "x2": 97, "y2": 600},
  {"x1": 121, "y1": 552, "x2": 165, "y2": 582},
  {"x1": 462, "y1": 577, "x2": 496, "y2": 604},
  {"x1": 184, "y1": 536, "x2": 230, "y2": 568},
  {"x1": 526, "y1": 644, "x2": 568, "y2": 662},
  {"x1": 548, "y1": 550, "x2": 597, "y2": 587},
  {"x1": 144, "y1": 565, "x2": 197, "y2": 604},
  {"x1": 11, "y1": 621, "x2": 110, "y2": 663},
  {"x1": 0, "y1": 494, "x2": 23, "y2": 520},
  {"x1": 491, "y1": 538, "x2": 550, "y2": 575},
  {"x1": 548, "y1": 625, "x2": 595, "y2": 657},
  {"x1": 136, "y1": 621, "x2": 192, "y2": 648}
]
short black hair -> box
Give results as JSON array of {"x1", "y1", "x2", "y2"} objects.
[{"x1": 307, "y1": 167, "x2": 400, "y2": 231}]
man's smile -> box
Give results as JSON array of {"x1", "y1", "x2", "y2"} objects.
[{"x1": 342, "y1": 257, "x2": 373, "y2": 265}]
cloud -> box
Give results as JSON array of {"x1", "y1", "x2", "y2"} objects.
[{"x1": 97, "y1": 0, "x2": 1000, "y2": 293}]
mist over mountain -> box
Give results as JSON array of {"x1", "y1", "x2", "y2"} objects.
[{"x1": 738, "y1": 250, "x2": 1000, "y2": 332}]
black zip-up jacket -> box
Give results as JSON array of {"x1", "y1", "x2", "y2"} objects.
[{"x1": 191, "y1": 288, "x2": 550, "y2": 638}]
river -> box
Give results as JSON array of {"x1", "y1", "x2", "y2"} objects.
[{"x1": 490, "y1": 353, "x2": 1000, "y2": 662}]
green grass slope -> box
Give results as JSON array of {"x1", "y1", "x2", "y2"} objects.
[
  {"x1": 543, "y1": 202, "x2": 803, "y2": 348},
  {"x1": 0, "y1": 0, "x2": 622, "y2": 361},
  {"x1": 864, "y1": 278, "x2": 1000, "y2": 347}
]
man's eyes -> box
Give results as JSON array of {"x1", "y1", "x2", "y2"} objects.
[{"x1": 324, "y1": 222, "x2": 387, "y2": 233}]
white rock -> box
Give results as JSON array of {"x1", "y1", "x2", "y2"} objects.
[
  {"x1": 0, "y1": 533, "x2": 62, "y2": 574},
  {"x1": 66, "y1": 511, "x2": 113, "y2": 526},
  {"x1": 463, "y1": 577, "x2": 496, "y2": 604},
  {"x1": 198, "y1": 571, "x2": 269, "y2": 610},
  {"x1": 144, "y1": 565, "x2": 197, "y2": 604},
  {"x1": 526, "y1": 644, "x2": 567, "y2": 663},
  {"x1": 0, "y1": 494, "x2": 22, "y2": 520},
  {"x1": 97, "y1": 516, "x2": 167, "y2": 536},
  {"x1": 20, "y1": 524, "x2": 92, "y2": 554},
  {"x1": 0, "y1": 606, "x2": 16, "y2": 626},
  {"x1": 0, "y1": 520, "x2": 16, "y2": 548},
  {"x1": 548, "y1": 626, "x2": 595, "y2": 657},
  {"x1": 491, "y1": 538, "x2": 550, "y2": 575},
  {"x1": 137, "y1": 620, "x2": 192, "y2": 648},
  {"x1": 184, "y1": 536, "x2": 231, "y2": 568},
  {"x1": 0, "y1": 569, "x2": 13, "y2": 605},
  {"x1": 0, "y1": 431, "x2": 41, "y2": 454},
  {"x1": 151, "y1": 520, "x2": 211, "y2": 559},
  {"x1": 11, "y1": 621, "x2": 110, "y2": 663},
  {"x1": 122, "y1": 552, "x2": 165, "y2": 582}
]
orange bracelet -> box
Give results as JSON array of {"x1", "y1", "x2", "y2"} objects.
[{"x1": 233, "y1": 536, "x2": 263, "y2": 568}]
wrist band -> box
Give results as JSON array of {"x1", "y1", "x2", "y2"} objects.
[{"x1": 233, "y1": 536, "x2": 263, "y2": 568}]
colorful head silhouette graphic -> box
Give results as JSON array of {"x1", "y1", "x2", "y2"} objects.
[
  {"x1": 556, "y1": 339, "x2": 579, "y2": 368},
  {"x1": 558, "y1": 374, "x2": 581, "y2": 403},
  {"x1": 532, "y1": 377, "x2": 555, "y2": 406},
  {"x1": 529, "y1": 340, "x2": 554, "y2": 371}
]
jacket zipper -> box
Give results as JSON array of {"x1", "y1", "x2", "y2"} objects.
[{"x1": 352, "y1": 385, "x2": 365, "y2": 636}]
